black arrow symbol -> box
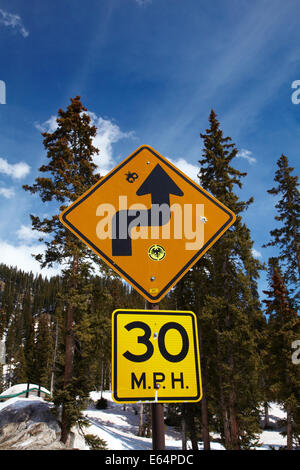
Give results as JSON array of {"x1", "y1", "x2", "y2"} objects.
[
  {"x1": 112, "y1": 164, "x2": 184, "y2": 256},
  {"x1": 136, "y1": 164, "x2": 183, "y2": 206}
]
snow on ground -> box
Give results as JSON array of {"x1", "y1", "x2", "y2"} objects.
[
  {"x1": 0, "y1": 390, "x2": 290, "y2": 450},
  {"x1": 259, "y1": 430, "x2": 286, "y2": 450},
  {"x1": 0, "y1": 383, "x2": 50, "y2": 398},
  {"x1": 84, "y1": 391, "x2": 184, "y2": 450},
  {"x1": 258, "y1": 403, "x2": 287, "y2": 450},
  {"x1": 83, "y1": 392, "x2": 287, "y2": 451},
  {"x1": 0, "y1": 395, "x2": 47, "y2": 412}
]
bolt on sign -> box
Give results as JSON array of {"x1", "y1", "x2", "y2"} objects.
[
  {"x1": 60, "y1": 145, "x2": 236, "y2": 303},
  {"x1": 112, "y1": 309, "x2": 202, "y2": 403}
]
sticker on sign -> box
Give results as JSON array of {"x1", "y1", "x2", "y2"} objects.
[{"x1": 112, "y1": 309, "x2": 202, "y2": 403}]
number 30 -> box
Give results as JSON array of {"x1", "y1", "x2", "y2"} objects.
[{"x1": 123, "y1": 321, "x2": 189, "y2": 363}]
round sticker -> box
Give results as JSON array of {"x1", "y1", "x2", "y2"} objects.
[{"x1": 148, "y1": 244, "x2": 166, "y2": 261}]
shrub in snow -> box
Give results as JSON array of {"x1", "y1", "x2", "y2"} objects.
[
  {"x1": 84, "y1": 433, "x2": 107, "y2": 450},
  {"x1": 96, "y1": 397, "x2": 108, "y2": 410}
]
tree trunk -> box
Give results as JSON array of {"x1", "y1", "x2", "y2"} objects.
[
  {"x1": 187, "y1": 415, "x2": 198, "y2": 450},
  {"x1": 100, "y1": 360, "x2": 104, "y2": 398},
  {"x1": 229, "y1": 392, "x2": 240, "y2": 450},
  {"x1": 60, "y1": 302, "x2": 74, "y2": 444},
  {"x1": 264, "y1": 402, "x2": 270, "y2": 429},
  {"x1": 198, "y1": 331, "x2": 210, "y2": 450},
  {"x1": 144, "y1": 405, "x2": 152, "y2": 438},
  {"x1": 228, "y1": 351, "x2": 240, "y2": 450},
  {"x1": 217, "y1": 325, "x2": 231, "y2": 449},
  {"x1": 138, "y1": 403, "x2": 144, "y2": 437},
  {"x1": 181, "y1": 405, "x2": 187, "y2": 450},
  {"x1": 286, "y1": 405, "x2": 293, "y2": 450},
  {"x1": 50, "y1": 319, "x2": 59, "y2": 396},
  {"x1": 201, "y1": 392, "x2": 210, "y2": 450},
  {"x1": 219, "y1": 379, "x2": 231, "y2": 449},
  {"x1": 181, "y1": 417, "x2": 187, "y2": 450},
  {"x1": 60, "y1": 255, "x2": 78, "y2": 445},
  {"x1": 225, "y1": 301, "x2": 240, "y2": 450}
]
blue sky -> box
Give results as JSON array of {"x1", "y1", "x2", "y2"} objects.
[{"x1": 0, "y1": 0, "x2": 299, "y2": 300}]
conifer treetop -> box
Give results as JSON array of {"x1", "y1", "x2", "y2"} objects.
[
  {"x1": 23, "y1": 96, "x2": 102, "y2": 269},
  {"x1": 263, "y1": 154, "x2": 300, "y2": 290},
  {"x1": 24, "y1": 96, "x2": 100, "y2": 205},
  {"x1": 199, "y1": 109, "x2": 253, "y2": 214}
]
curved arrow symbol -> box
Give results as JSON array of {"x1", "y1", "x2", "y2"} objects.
[{"x1": 112, "y1": 164, "x2": 184, "y2": 256}]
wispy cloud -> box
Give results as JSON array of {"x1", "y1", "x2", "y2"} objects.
[
  {"x1": 135, "y1": 0, "x2": 152, "y2": 5},
  {"x1": 0, "y1": 8, "x2": 29, "y2": 38},
  {"x1": 0, "y1": 187, "x2": 15, "y2": 199},
  {"x1": 0, "y1": 157, "x2": 30, "y2": 179},
  {"x1": 154, "y1": 1, "x2": 299, "y2": 148},
  {"x1": 237, "y1": 149, "x2": 256, "y2": 165}
]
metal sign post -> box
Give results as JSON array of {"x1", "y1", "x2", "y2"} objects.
[
  {"x1": 147, "y1": 300, "x2": 165, "y2": 450},
  {"x1": 152, "y1": 398, "x2": 165, "y2": 450}
]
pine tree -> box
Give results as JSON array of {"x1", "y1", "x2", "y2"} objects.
[
  {"x1": 194, "y1": 109, "x2": 264, "y2": 449},
  {"x1": 23, "y1": 315, "x2": 36, "y2": 384},
  {"x1": 89, "y1": 278, "x2": 113, "y2": 393},
  {"x1": 23, "y1": 96, "x2": 103, "y2": 444},
  {"x1": 35, "y1": 313, "x2": 54, "y2": 389},
  {"x1": 263, "y1": 154, "x2": 300, "y2": 298},
  {"x1": 263, "y1": 260, "x2": 300, "y2": 449},
  {"x1": 11, "y1": 345, "x2": 28, "y2": 385}
]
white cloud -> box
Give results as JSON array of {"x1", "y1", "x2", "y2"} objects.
[
  {"x1": 0, "y1": 157, "x2": 30, "y2": 179},
  {"x1": 168, "y1": 157, "x2": 199, "y2": 182},
  {"x1": 0, "y1": 241, "x2": 60, "y2": 277},
  {"x1": 0, "y1": 187, "x2": 15, "y2": 198},
  {"x1": 88, "y1": 112, "x2": 135, "y2": 174},
  {"x1": 252, "y1": 248, "x2": 262, "y2": 258},
  {"x1": 237, "y1": 149, "x2": 256, "y2": 165},
  {"x1": 35, "y1": 112, "x2": 134, "y2": 176},
  {"x1": 16, "y1": 225, "x2": 44, "y2": 242},
  {"x1": 0, "y1": 8, "x2": 29, "y2": 38},
  {"x1": 34, "y1": 113, "x2": 200, "y2": 195},
  {"x1": 34, "y1": 115, "x2": 58, "y2": 133}
]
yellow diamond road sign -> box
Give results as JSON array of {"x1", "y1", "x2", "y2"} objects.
[
  {"x1": 60, "y1": 145, "x2": 236, "y2": 302},
  {"x1": 112, "y1": 309, "x2": 202, "y2": 403}
]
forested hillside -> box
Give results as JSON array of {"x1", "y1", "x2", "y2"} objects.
[{"x1": 0, "y1": 264, "x2": 143, "y2": 396}]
